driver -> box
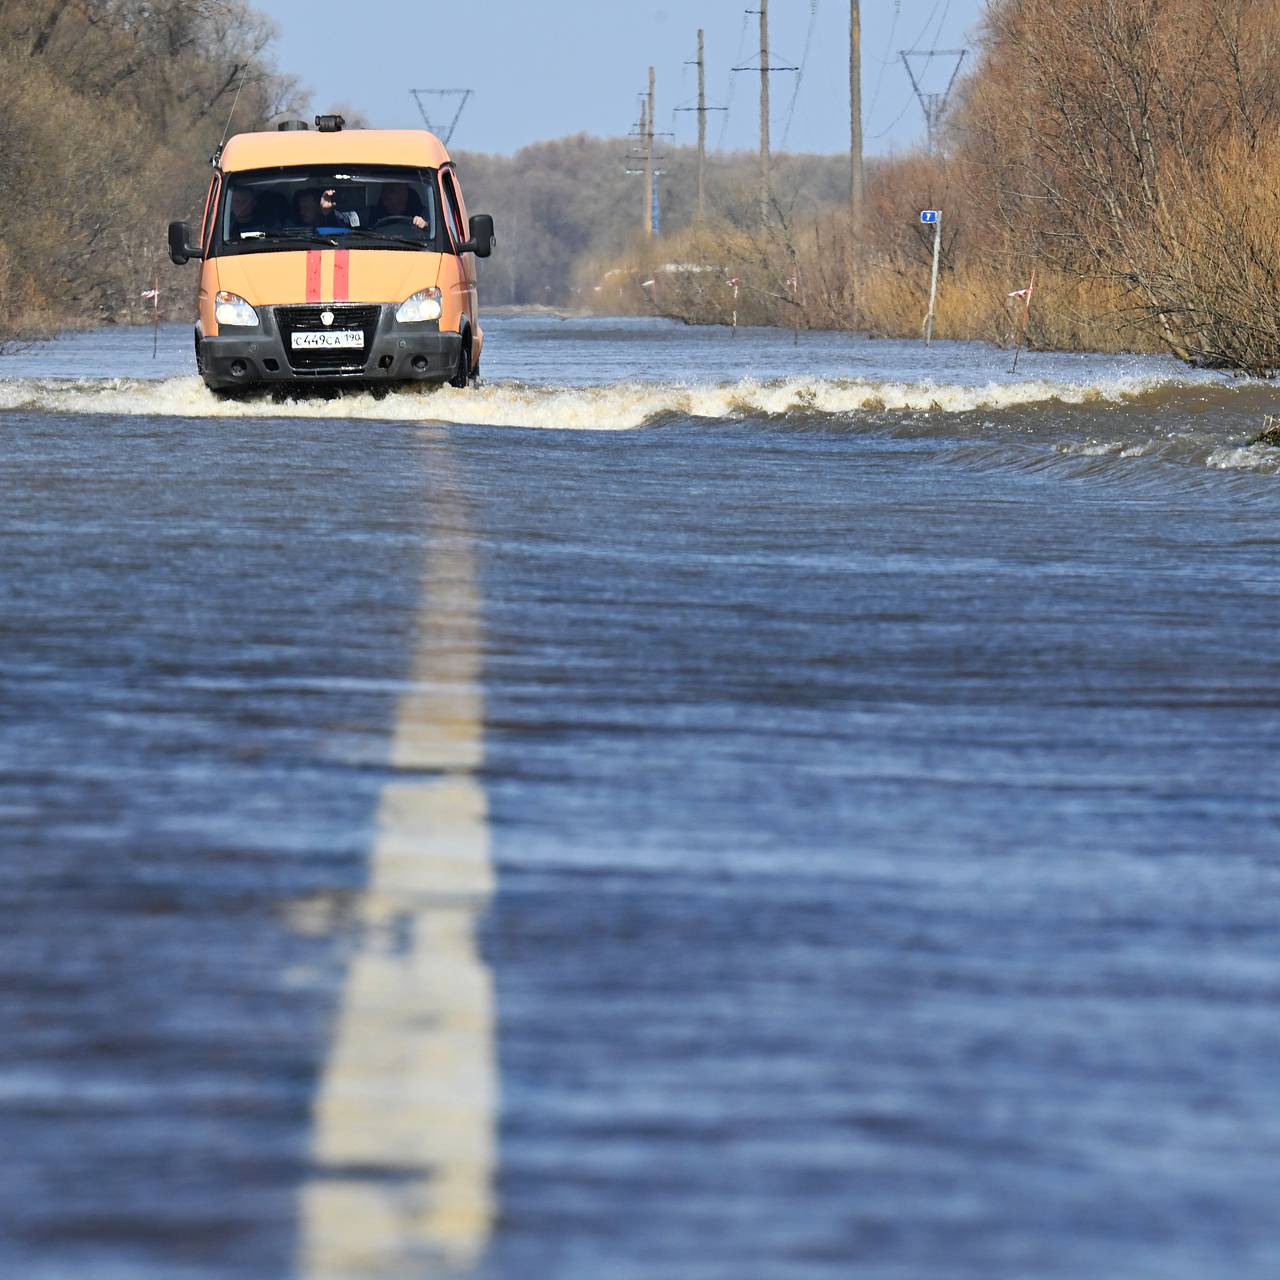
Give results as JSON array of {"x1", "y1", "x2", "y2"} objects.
[
  {"x1": 228, "y1": 188, "x2": 280, "y2": 237},
  {"x1": 370, "y1": 182, "x2": 428, "y2": 231}
]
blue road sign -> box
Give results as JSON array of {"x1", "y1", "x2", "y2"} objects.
[{"x1": 920, "y1": 210, "x2": 941, "y2": 224}]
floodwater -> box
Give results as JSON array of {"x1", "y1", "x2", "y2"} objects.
[{"x1": 2, "y1": 315, "x2": 1279, "y2": 1279}]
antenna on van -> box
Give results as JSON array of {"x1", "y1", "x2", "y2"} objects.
[
  {"x1": 409, "y1": 88, "x2": 473, "y2": 145},
  {"x1": 211, "y1": 55, "x2": 256, "y2": 166}
]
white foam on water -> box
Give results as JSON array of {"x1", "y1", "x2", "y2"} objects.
[
  {"x1": 0, "y1": 371, "x2": 1221, "y2": 431},
  {"x1": 1065, "y1": 441, "x2": 1125, "y2": 457},
  {"x1": 1056, "y1": 433, "x2": 1280, "y2": 476},
  {"x1": 1060, "y1": 439, "x2": 1160, "y2": 459},
  {"x1": 1206, "y1": 444, "x2": 1280, "y2": 472}
]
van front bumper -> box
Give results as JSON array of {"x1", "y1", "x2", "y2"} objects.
[{"x1": 198, "y1": 304, "x2": 463, "y2": 390}]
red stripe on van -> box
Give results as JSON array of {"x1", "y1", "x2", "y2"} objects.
[
  {"x1": 333, "y1": 249, "x2": 349, "y2": 302},
  {"x1": 306, "y1": 250, "x2": 321, "y2": 303}
]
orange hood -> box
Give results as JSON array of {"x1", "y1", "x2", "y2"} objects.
[{"x1": 214, "y1": 249, "x2": 442, "y2": 309}]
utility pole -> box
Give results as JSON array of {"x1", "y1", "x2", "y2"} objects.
[
  {"x1": 697, "y1": 29, "x2": 707, "y2": 222},
  {"x1": 734, "y1": 5, "x2": 795, "y2": 225},
  {"x1": 640, "y1": 95, "x2": 651, "y2": 236},
  {"x1": 850, "y1": 1, "x2": 863, "y2": 236},
  {"x1": 899, "y1": 49, "x2": 968, "y2": 154},
  {"x1": 624, "y1": 96, "x2": 650, "y2": 235},
  {"x1": 633, "y1": 75, "x2": 675, "y2": 239},
  {"x1": 676, "y1": 30, "x2": 728, "y2": 225},
  {"x1": 646, "y1": 65, "x2": 656, "y2": 237},
  {"x1": 759, "y1": 0, "x2": 770, "y2": 224}
]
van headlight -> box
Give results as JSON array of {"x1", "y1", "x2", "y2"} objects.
[
  {"x1": 395, "y1": 287, "x2": 442, "y2": 323},
  {"x1": 214, "y1": 291, "x2": 258, "y2": 327}
]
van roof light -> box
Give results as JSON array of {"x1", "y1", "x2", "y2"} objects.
[
  {"x1": 315, "y1": 114, "x2": 345, "y2": 133},
  {"x1": 277, "y1": 119, "x2": 310, "y2": 131}
]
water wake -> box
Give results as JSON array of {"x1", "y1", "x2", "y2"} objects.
[
  {"x1": 2, "y1": 372, "x2": 1276, "y2": 478},
  {"x1": 0, "y1": 370, "x2": 1253, "y2": 430}
]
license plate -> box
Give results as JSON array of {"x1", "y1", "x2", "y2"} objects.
[{"x1": 290, "y1": 329, "x2": 363, "y2": 350}]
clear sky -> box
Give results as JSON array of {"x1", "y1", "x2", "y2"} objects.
[{"x1": 253, "y1": 0, "x2": 987, "y2": 157}]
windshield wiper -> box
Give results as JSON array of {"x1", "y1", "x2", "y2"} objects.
[{"x1": 343, "y1": 228, "x2": 431, "y2": 249}]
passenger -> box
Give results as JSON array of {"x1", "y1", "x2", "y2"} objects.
[
  {"x1": 370, "y1": 182, "x2": 428, "y2": 231},
  {"x1": 295, "y1": 187, "x2": 360, "y2": 229}
]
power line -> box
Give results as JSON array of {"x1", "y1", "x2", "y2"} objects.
[
  {"x1": 927, "y1": 0, "x2": 952, "y2": 52},
  {"x1": 717, "y1": 6, "x2": 752, "y2": 150},
  {"x1": 781, "y1": 0, "x2": 820, "y2": 150},
  {"x1": 671, "y1": 44, "x2": 692, "y2": 140},
  {"x1": 866, "y1": 0, "x2": 901, "y2": 119},
  {"x1": 866, "y1": 91, "x2": 916, "y2": 141},
  {"x1": 908, "y1": 0, "x2": 946, "y2": 50}
]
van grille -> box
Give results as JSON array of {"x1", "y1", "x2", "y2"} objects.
[{"x1": 275, "y1": 305, "x2": 380, "y2": 371}]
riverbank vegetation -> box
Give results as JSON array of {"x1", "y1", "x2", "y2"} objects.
[
  {"x1": 0, "y1": 0, "x2": 303, "y2": 340},
  {"x1": 593, "y1": 0, "x2": 1280, "y2": 374}
]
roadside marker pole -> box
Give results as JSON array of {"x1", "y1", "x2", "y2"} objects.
[
  {"x1": 920, "y1": 209, "x2": 941, "y2": 346},
  {"x1": 1008, "y1": 269, "x2": 1037, "y2": 374},
  {"x1": 142, "y1": 278, "x2": 161, "y2": 358}
]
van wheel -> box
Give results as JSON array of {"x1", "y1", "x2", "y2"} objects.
[{"x1": 448, "y1": 338, "x2": 472, "y2": 388}]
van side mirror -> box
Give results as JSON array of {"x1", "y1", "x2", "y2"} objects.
[
  {"x1": 460, "y1": 213, "x2": 495, "y2": 258},
  {"x1": 168, "y1": 220, "x2": 203, "y2": 265}
]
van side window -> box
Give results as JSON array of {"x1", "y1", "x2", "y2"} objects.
[
  {"x1": 449, "y1": 171, "x2": 469, "y2": 226},
  {"x1": 440, "y1": 170, "x2": 465, "y2": 249},
  {"x1": 200, "y1": 176, "x2": 221, "y2": 255}
]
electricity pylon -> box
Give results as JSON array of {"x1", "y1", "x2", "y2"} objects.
[
  {"x1": 898, "y1": 48, "x2": 967, "y2": 154},
  {"x1": 409, "y1": 89, "x2": 473, "y2": 146}
]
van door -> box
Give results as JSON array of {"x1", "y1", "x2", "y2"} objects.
[{"x1": 196, "y1": 173, "x2": 222, "y2": 335}]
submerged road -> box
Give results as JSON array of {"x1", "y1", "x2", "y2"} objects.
[{"x1": 2, "y1": 317, "x2": 1280, "y2": 1278}]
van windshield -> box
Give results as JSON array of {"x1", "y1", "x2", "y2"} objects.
[{"x1": 215, "y1": 167, "x2": 445, "y2": 255}]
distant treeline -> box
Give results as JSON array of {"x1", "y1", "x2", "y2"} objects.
[
  {"x1": 0, "y1": 0, "x2": 303, "y2": 338},
  {"x1": 455, "y1": 137, "x2": 850, "y2": 308},
  {"x1": 602, "y1": 0, "x2": 1280, "y2": 374}
]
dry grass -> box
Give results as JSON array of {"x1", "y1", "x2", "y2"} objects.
[{"x1": 585, "y1": 218, "x2": 1157, "y2": 355}]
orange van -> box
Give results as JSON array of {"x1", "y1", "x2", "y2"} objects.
[{"x1": 168, "y1": 116, "x2": 494, "y2": 393}]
